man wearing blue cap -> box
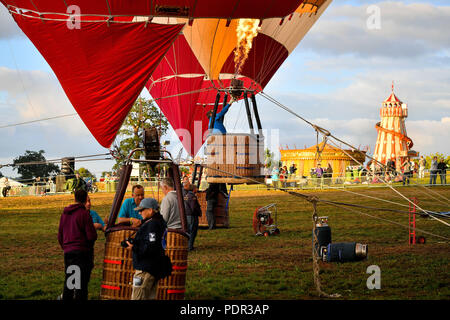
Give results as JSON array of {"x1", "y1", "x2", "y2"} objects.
[{"x1": 125, "y1": 198, "x2": 170, "y2": 300}]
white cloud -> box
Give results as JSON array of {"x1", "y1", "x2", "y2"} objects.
[
  {"x1": 0, "y1": 5, "x2": 23, "y2": 39},
  {"x1": 0, "y1": 66, "x2": 90, "y2": 136},
  {"x1": 304, "y1": 2, "x2": 450, "y2": 58}
]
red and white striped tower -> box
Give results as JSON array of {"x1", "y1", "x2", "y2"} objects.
[{"x1": 373, "y1": 83, "x2": 413, "y2": 170}]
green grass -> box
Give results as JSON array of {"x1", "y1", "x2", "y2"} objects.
[{"x1": 0, "y1": 187, "x2": 449, "y2": 300}]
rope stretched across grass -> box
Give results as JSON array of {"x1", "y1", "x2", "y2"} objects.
[{"x1": 198, "y1": 163, "x2": 450, "y2": 242}]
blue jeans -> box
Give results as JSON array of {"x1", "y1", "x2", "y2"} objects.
[
  {"x1": 429, "y1": 171, "x2": 438, "y2": 185},
  {"x1": 186, "y1": 216, "x2": 199, "y2": 250}
]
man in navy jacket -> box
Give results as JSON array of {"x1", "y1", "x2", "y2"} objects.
[{"x1": 126, "y1": 198, "x2": 169, "y2": 300}]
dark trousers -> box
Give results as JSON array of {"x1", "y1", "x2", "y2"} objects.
[
  {"x1": 206, "y1": 199, "x2": 217, "y2": 230},
  {"x1": 403, "y1": 172, "x2": 411, "y2": 185},
  {"x1": 439, "y1": 173, "x2": 447, "y2": 185},
  {"x1": 186, "y1": 215, "x2": 199, "y2": 250},
  {"x1": 63, "y1": 250, "x2": 94, "y2": 300}
]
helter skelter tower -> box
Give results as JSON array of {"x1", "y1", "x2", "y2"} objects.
[{"x1": 373, "y1": 83, "x2": 413, "y2": 170}]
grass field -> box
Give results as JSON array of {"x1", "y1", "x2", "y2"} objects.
[{"x1": 0, "y1": 186, "x2": 449, "y2": 300}]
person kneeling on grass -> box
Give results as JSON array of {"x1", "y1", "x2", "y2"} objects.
[{"x1": 125, "y1": 198, "x2": 172, "y2": 300}]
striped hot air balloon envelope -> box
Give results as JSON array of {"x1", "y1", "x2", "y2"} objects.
[
  {"x1": 147, "y1": 0, "x2": 332, "y2": 156},
  {"x1": 1, "y1": 0, "x2": 305, "y2": 148}
]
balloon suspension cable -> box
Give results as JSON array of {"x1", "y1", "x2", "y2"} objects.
[{"x1": 1, "y1": 153, "x2": 112, "y2": 168}]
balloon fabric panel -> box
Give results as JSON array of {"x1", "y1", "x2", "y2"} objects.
[{"x1": 12, "y1": 14, "x2": 184, "y2": 148}]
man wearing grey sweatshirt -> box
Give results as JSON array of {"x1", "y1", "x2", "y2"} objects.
[
  {"x1": 160, "y1": 178, "x2": 182, "y2": 229},
  {"x1": 429, "y1": 156, "x2": 438, "y2": 185}
]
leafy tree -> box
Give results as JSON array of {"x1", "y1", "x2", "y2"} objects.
[
  {"x1": 113, "y1": 98, "x2": 169, "y2": 172},
  {"x1": 424, "y1": 152, "x2": 449, "y2": 169},
  {"x1": 12, "y1": 150, "x2": 60, "y2": 180},
  {"x1": 264, "y1": 148, "x2": 281, "y2": 168},
  {"x1": 101, "y1": 171, "x2": 113, "y2": 178},
  {"x1": 75, "y1": 167, "x2": 96, "y2": 179}
]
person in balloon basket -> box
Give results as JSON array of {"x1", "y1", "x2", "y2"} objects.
[
  {"x1": 117, "y1": 184, "x2": 145, "y2": 227},
  {"x1": 124, "y1": 198, "x2": 172, "y2": 300},
  {"x1": 206, "y1": 100, "x2": 234, "y2": 134},
  {"x1": 58, "y1": 189, "x2": 97, "y2": 300}
]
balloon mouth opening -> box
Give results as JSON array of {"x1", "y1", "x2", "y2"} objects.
[{"x1": 229, "y1": 78, "x2": 244, "y2": 100}]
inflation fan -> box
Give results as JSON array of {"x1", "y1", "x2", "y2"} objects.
[{"x1": 253, "y1": 204, "x2": 280, "y2": 237}]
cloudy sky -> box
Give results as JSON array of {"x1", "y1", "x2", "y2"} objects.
[{"x1": 0, "y1": 0, "x2": 449, "y2": 178}]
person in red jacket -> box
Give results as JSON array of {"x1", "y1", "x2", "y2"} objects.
[{"x1": 58, "y1": 189, "x2": 97, "y2": 300}]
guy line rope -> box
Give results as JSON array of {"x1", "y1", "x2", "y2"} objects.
[{"x1": 197, "y1": 162, "x2": 449, "y2": 299}]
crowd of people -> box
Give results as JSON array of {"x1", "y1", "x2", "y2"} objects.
[
  {"x1": 57, "y1": 174, "x2": 225, "y2": 301},
  {"x1": 263, "y1": 156, "x2": 448, "y2": 189},
  {"x1": 367, "y1": 156, "x2": 448, "y2": 186}
]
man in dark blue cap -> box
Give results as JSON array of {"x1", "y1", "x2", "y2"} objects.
[{"x1": 125, "y1": 198, "x2": 170, "y2": 300}]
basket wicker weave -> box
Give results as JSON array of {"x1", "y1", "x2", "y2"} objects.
[
  {"x1": 156, "y1": 231, "x2": 189, "y2": 300},
  {"x1": 205, "y1": 134, "x2": 264, "y2": 184},
  {"x1": 100, "y1": 228, "x2": 137, "y2": 300},
  {"x1": 196, "y1": 191, "x2": 229, "y2": 228}
]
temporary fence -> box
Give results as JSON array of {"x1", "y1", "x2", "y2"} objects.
[
  {"x1": 232, "y1": 171, "x2": 450, "y2": 191},
  {"x1": 1, "y1": 171, "x2": 448, "y2": 198}
]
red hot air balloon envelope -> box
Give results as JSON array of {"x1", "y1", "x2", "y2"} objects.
[
  {"x1": 12, "y1": 17, "x2": 184, "y2": 148},
  {"x1": 1, "y1": 0, "x2": 304, "y2": 148},
  {"x1": 1, "y1": 1, "x2": 303, "y2": 20},
  {"x1": 147, "y1": 1, "x2": 332, "y2": 157},
  {"x1": 147, "y1": 35, "x2": 257, "y2": 156}
]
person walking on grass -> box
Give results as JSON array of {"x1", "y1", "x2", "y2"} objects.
[{"x1": 58, "y1": 189, "x2": 97, "y2": 300}]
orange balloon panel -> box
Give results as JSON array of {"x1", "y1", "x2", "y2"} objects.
[
  {"x1": 181, "y1": 19, "x2": 238, "y2": 81},
  {"x1": 180, "y1": 0, "x2": 332, "y2": 88}
]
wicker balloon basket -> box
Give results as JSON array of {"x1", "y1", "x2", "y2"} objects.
[
  {"x1": 156, "y1": 231, "x2": 189, "y2": 300},
  {"x1": 206, "y1": 134, "x2": 264, "y2": 184},
  {"x1": 100, "y1": 228, "x2": 137, "y2": 300},
  {"x1": 196, "y1": 191, "x2": 229, "y2": 228}
]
